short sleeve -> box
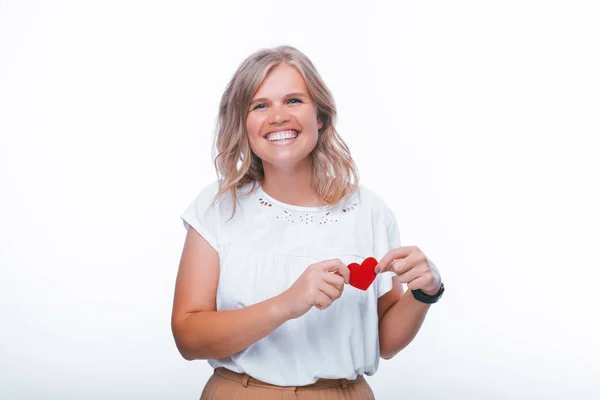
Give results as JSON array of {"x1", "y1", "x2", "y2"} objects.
[
  {"x1": 375, "y1": 205, "x2": 402, "y2": 298},
  {"x1": 385, "y1": 206, "x2": 402, "y2": 250},
  {"x1": 180, "y1": 180, "x2": 220, "y2": 250}
]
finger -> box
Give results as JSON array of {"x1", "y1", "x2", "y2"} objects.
[
  {"x1": 376, "y1": 247, "x2": 412, "y2": 273},
  {"x1": 321, "y1": 271, "x2": 345, "y2": 291},
  {"x1": 406, "y1": 275, "x2": 429, "y2": 291},
  {"x1": 318, "y1": 258, "x2": 345, "y2": 272},
  {"x1": 317, "y1": 279, "x2": 342, "y2": 301},
  {"x1": 391, "y1": 255, "x2": 421, "y2": 276},
  {"x1": 314, "y1": 291, "x2": 333, "y2": 310},
  {"x1": 396, "y1": 264, "x2": 424, "y2": 284},
  {"x1": 334, "y1": 261, "x2": 351, "y2": 284},
  {"x1": 327, "y1": 261, "x2": 350, "y2": 284}
]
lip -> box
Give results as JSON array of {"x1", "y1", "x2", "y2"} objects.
[{"x1": 263, "y1": 128, "x2": 299, "y2": 138}]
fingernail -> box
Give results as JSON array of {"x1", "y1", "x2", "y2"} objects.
[{"x1": 374, "y1": 267, "x2": 380, "y2": 274}]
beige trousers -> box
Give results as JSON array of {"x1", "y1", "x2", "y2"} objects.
[{"x1": 200, "y1": 367, "x2": 376, "y2": 400}]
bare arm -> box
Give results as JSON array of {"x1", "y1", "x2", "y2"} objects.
[
  {"x1": 171, "y1": 227, "x2": 291, "y2": 360},
  {"x1": 377, "y1": 276, "x2": 432, "y2": 360}
]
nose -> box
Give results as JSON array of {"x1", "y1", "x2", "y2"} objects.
[{"x1": 267, "y1": 102, "x2": 290, "y2": 125}]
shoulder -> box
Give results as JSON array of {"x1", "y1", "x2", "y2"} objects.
[
  {"x1": 192, "y1": 178, "x2": 220, "y2": 200},
  {"x1": 190, "y1": 178, "x2": 258, "y2": 213},
  {"x1": 357, "y1": 182, "x2": 398, "y2": 224},
  {"x1": 185, "y1": 179, "x2": 226, "y2": 213},
  {"x1": 357, "y1": 183, "x2": 390, "y2": 211}
]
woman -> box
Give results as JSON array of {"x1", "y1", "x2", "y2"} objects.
[{"x1": 172, "y1": 45, "x2": 444, "y2": 399}]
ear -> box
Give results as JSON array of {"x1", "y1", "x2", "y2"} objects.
[{"x1": 317, "y1": 116, "x2": 324, "y2": 130}]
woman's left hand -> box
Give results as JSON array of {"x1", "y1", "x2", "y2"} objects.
[{"x1": 374, "y1": 246, "x2": 441, "y2": 295}]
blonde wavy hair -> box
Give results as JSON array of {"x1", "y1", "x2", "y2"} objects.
[{"x1": 210, "y1": 45, "x2": 360, "y2": 219}]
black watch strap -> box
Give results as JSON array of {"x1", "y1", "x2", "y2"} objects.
[{"x1": 411, "y1": 282, "x2": 445, "y2": 304}]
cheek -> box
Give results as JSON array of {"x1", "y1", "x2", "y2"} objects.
[
  {"x1": 246, "y1": 114, "x2": 262, "y2": 135},
  {"x1": 299, "y1": 108, "x2": 320, "y2": 128}
]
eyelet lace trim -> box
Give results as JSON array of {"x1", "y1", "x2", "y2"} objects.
[{"x1": 258, "y1": 198, "x2": 358, "y2": 224}]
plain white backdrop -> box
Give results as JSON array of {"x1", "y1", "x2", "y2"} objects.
[{"x1": 1, "y1": 1, "x2": 599, "y2": 399}]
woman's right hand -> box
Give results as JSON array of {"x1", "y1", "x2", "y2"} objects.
[{"x1": 278, "y1": 259, "x2": 351, "y2": 320}]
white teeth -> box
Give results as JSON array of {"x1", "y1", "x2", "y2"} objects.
[{"x1": 266, "y1": 130, "x2": 298, "y2": 141}]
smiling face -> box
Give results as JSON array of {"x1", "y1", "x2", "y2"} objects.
[{"x1": 246, "y1": 63, "x2": 323, "y2": 170}]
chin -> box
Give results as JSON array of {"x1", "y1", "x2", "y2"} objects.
[{"x1": 262, "y1": 153, "x2": 313, "y2": 168}]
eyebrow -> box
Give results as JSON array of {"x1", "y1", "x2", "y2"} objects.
[{"x1": 249, "y1": 92, "x2": 309, "y2": 106}]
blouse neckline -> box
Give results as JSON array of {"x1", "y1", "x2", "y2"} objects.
[{"x1": 257, "y1": 184, "x2": 336, "y2": 213}]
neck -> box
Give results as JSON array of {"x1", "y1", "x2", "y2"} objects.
[{"x1": 260, "y1": 160, "x2": 326, "y2": 207}]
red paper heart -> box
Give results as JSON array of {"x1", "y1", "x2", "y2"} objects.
[{"x1": 348, "y1": 257, "x2": 378, "y2": 291}]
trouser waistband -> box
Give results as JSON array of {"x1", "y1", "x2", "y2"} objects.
[{"x1": 213, "y1": 367, "x2": 364, "y2": 390}]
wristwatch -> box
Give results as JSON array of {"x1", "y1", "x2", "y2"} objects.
[{"x1": 411, "y1": 282, "x2": 445, "y2": 304}]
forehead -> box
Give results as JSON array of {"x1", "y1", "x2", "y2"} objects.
[{"x1": 252, "y1": 64, "x2": 308, "y2": 98}]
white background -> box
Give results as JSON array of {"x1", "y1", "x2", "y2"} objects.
[{"x1": 1, "y1": 1, "x2": 599, "y2": 399}]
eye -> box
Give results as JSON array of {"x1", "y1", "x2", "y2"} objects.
[
  {"x1": 288, "y1": 98, "x2": 302, "y2": 104},
  {"x1": 252, "y1": 103, "x2": 266, "y2": 110}
]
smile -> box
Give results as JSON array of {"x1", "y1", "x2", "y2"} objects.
[{"x1": 265, "y1": 130, "x2": 299, "y2": 142}]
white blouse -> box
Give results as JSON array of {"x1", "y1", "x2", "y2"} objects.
[{"x1": 180, "y1": 179, "x2": 402, "y2": 386}]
